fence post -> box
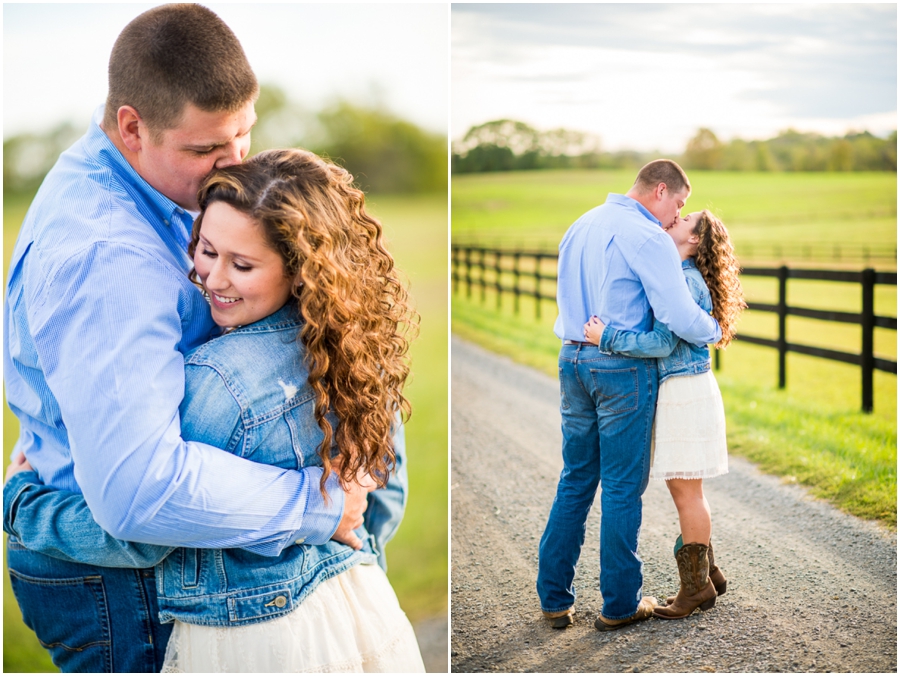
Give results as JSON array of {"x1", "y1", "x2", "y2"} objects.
[
  {"x1": 495, "y1": 251, "x2": 502, "y2": 310},
  {"x1": 465, "y1": 248, "x2": 472, "y2": 299},
  {"x1": 451, "y1": 247, "x2": 458, "y2": 295},
  {"x1": 479, "y1": 249, "x2": 486, "y2": 304},
  {"x1": 534, "y1": 254, "x2": 542, "y2": 320},
  {"x1": 777, "y1": 265, "x2": 788, "y2": 389},
  {"x1": 861, "y1": 268, "x2": 876, "y2": 413},
  {"x1": 513, "y1": 252, "x2": 521, "y2": 315}
]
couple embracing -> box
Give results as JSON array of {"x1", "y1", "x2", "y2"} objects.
[
  {"x1": 539, "y1": 160, "x2": 745, "y2": 630},
  {"x1": 4, "y1": 5, "x2": 424, "y2": 673}
]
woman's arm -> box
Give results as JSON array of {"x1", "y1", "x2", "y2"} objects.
[
  {"x1": 4, "y1": 467, "x2": 173, "y2": 568},
  {"x1": 362, "y1": 419, "x2": 408, "y2": 572},
  {"x1": 584, "y1": 315, "x2": 680, "y2": 358}
]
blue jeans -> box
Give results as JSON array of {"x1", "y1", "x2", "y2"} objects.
[
  {"x1": 6, "y1": 537, "x2": 171, "y2": 672},
  {"x1": 537, "y1": 344, "x2": 658, "y2": 620}
]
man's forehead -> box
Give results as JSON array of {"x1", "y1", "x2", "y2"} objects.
[{"x1": 169, "y1": 102, "x2": 256, "y2": 143}]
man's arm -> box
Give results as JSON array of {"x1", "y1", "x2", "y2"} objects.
[
  {"x1": 29, "y1": 243, "x2": 343, "y2": 554},
  {"x1": 630, "y1": 236, "x2": 721, "y2": 346}
]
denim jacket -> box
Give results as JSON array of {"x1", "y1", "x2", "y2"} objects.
[
  {"x1": 598, "y1": 258, "x2": 712, "y2": 383},
  {"x1": 3, "y1": 304, "x2": 407, "y2": 627}
]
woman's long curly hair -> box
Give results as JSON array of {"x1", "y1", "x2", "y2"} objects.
[
  {"x1": 188, "y1": 148, "x2": 417, "y2": 494},
  {"x1": 691, "y1": 210, "x2": 746, "y2": 348}
]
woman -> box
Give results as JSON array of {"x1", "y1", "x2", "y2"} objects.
[
  {"x1": 584, "y1": 210, "x2": 745, "y2": 619},
  {"x1": 4, "y1": 148, "x2": 425, "y2": 671}
]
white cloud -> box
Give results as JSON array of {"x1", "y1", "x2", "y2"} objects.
[{"x1": 452, "y1": 3, "x2": 897, "y2": 151}]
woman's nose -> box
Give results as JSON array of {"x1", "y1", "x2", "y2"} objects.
[{"x1": 205, "y1": 261, "x2": 228, "y2": 291}]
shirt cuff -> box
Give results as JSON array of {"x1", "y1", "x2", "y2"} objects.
[
  {"x1": 294, "y1": 468, "x2": 345, "y2": 545},
  {"x1": 3, "y1": 470, "x2": 42, "y2": 538}
]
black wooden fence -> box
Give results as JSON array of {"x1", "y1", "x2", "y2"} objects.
[{"x1": 451, "y1": 244, "x2": 898, "y2": 413}]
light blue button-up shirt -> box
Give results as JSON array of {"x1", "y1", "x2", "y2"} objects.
[
  {"x1": 3, "y1": 108, "x2": 342, "y2": 554},
  {"x1": 554, "y1": 193, "x2": 721, "y2": 346}
]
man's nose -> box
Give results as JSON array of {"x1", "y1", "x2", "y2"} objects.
[{"x1": 214, "y1": 140, "x2": 246, "y2": 169}]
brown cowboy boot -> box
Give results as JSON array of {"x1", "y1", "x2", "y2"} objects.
[
  {"x1": 666, "y1": 536, "x2": 726, "y2": 603},
  {"x1": 707, "y1": 539, "x2": 727, "y2": 596},
  {"x1": 653, "y1": 543, "x2": 717, "y2": 619}
]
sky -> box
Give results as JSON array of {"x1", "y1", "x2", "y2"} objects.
[
  {"x1": 452, "y1": 3, "x2": 897, "y2": 153},
  {"x1": 3, "y1": 3, "x2": 449, "y2": 139}
]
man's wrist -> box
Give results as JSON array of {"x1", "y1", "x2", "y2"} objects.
[{"x1": 295, "y1": 468, "x2": 344, "y2": 545}]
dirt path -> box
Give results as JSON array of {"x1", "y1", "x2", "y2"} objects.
[{"x1": 450, "y1": 337, "x2": 896, "y2": 673}]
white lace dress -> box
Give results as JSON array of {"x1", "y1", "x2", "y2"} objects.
[
  {"x1": 649, "y1": 370, "x2": 729, "y2": 481},
  {"x1": 161, "y1": 562, "x2": 425, "y2": 673}
]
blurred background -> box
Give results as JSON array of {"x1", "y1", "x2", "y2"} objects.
[
  {"x1": 450, "y1": 4, "x2": 896, "y2": 539},
  {"x1": 4, "y1": 4, "x2": 448, "y2": 672}
]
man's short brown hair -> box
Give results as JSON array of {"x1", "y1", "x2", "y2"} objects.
[
  {"x1": 632, "y1": 159, "x2": 691, "y2": 195},
  {"x1": 104, "y1": 4, "x2": 258, "y2": 137}
]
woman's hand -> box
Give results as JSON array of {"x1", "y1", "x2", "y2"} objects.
[
  {"x1": 329, "y1": 458, "x2": 377, "y2": 551},
  {"x1": 583, "y1": 315, "x2": 605, "y2": 345},
  {"x1": 5, "y1": 452, "x2": 33, "y2": 484}
]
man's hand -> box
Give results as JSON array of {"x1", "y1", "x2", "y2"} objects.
[
  {"x1": 5, "y1": 452, "x2": 33, "y2": 484},
  {"x1": 583, "y1": 315, "x2": 605, "y2": 345},
  {"x1": 329, "y1": 462, "x2": 377, "y2": 550}
]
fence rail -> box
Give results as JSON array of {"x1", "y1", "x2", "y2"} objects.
[{"x1": 451, "y1": 244, "x2": 897, "y2": 413}]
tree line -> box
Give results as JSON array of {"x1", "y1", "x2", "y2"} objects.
[
  {"x1": 4, "y1": 84, "x2": 447, "y2": 196},
  {"x1": 452, "y1": 120, "x2": 897, "y2": 174}
]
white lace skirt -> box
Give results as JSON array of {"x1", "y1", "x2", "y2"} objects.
[
  {"x1": 649, "y1": 370, "x2": 729, "y2": 481},
  {"x1": 161, "y1": 563, "x2": 425, "y2": 673}
]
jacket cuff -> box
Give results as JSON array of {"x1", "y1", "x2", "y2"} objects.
[
  {"x1": 598, "y1": 325, "x2": 617, "y2": 353},
  {"x1": 3, "y1": 470, "x2": 41, "y2": 538}
]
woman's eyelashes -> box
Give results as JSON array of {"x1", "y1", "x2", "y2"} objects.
[{"x1": 200, "y1": 247, "x2": 252, "y2": 272}]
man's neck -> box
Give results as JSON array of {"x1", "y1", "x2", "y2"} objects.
[{"x1": 625, "y1": 188, "x2": 655, "y2": 219}]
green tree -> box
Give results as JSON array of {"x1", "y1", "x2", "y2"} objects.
[{"x1": 683, "y1": 128, "x2": 724, "y2": 170}]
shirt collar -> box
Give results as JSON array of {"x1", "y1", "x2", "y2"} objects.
[
  {"x1": 85, "y1": 105, "x2": 188, "y2": 228},
  {"x1": 605, "y1": 193, "x2": 662, "y2": 228},
  {"x1": 682, "y1": 257, "x2": 697, "y2": 270}
]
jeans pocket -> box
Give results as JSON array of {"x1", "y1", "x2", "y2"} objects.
[
  {"x1": 8, "y1": 568, "x2": 112, "y2": 671},
  {"x1": 559, "y1": 366, "x2": 571, "y2": 411},
  {"x1": 589, "y1": 367, "x2": 639, "y2": 413}
]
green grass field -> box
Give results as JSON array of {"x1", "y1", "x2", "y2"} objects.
[
  {"x1": 3, "y1": 189, "x2": 448, "y2": 672},
  {"x1": 452, "y1": 169, "x2": 896, "y2": 529},
  {"x1": 452, "y1": 169, "x2": 897, "y2": 260}
]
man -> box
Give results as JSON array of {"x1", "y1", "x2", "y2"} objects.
[
  {"x1": 4, "y1": 5, "x2": 375, "y2": 671},
  {"x1": 536, "y1": 160, "x2": 721, "y2": 631}
]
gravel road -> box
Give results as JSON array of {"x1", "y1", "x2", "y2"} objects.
[{"x1": 450, "y1": 337, "x2": 896, "y2": 673}]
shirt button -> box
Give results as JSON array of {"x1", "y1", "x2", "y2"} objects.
[
  {"x1": 295, "y1": 538, "x2": 305, "y2": 544},
  {"x1": 163, "y1": 219, "x2": 170, "y2": 226},
  {"x1": 274, "y1": 596, "x2": 287, "y2": 608}
]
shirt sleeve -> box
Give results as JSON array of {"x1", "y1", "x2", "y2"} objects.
[
  {"x1": 29, "y1": 242, "x2": 342, "y2": 553},
  {"x1": 629, "y1": 235, "x2": 721, "y2": 346}
]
